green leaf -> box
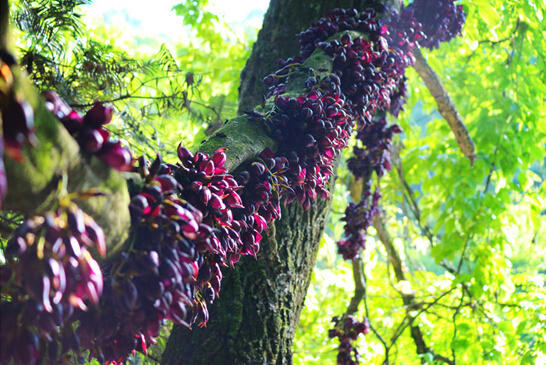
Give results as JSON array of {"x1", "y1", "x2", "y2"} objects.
[{"x1": 477, "y1": 3, "x2": 501, "y2": 27}]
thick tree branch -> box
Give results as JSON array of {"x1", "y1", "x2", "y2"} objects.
[{"x1": 412, "y1": 48, "x2": 476, "y2": 166}]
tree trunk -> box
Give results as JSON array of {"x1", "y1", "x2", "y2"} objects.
[
  {"x1": 237, "y1": 0, "x2": 384, "y2": 114},
  {"x1": 162, "y1": 1, "x2": 391, "y2": 364}
]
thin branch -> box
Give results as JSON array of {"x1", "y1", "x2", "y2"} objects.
[
  {"x1": 393, "y1": 154, "x2": 436, "y2": 246},
  {"x1": 450, "y1": 286, "x2": 466, "y2": 364},
  {"x1": 412, "y1": 48, "x2": 476, "y2": 165},
  {"x1": 69, "y1": 73, "x2": 190, "y2": 107},
  {"x1": 70, "y1": 93, "x2": 185, "y2": 108},
  {"x1": 143, "y1": 354, "x2": 162, "y2": 363},
  {"x1": 388, "y1": 287, "x2": 456, "y2": 349},
  {"x1": 361, "y1": 268, "x2": 389, "y2": 363},
  {"x1": 478, "y1": 19, "x2": 519, "y2": 46},
  {"x1": 434, "y1": 353, "x2": 456, "y2": 365},
  {"x1": 456, "y1": 235, "x2": 471, "y2": 274},
  {"x1": 374, "y1": 209, "x2": 455, "y2": 363}
]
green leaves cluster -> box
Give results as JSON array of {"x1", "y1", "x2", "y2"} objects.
[
  {"x1": 9, "y1": 0, "x2": 253, "y2": 161},
  {"x1": 295, "y1": 0, "x2": 546, "y2": 363}
]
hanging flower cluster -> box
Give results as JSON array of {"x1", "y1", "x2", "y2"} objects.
[
  {"x1": 44, "y1": 92, "x2": 133, "y2": 172},
  {"x1": 337, "y1": 188, "x2": 381, "y2": 261},
  {"x1": 348, "y1": 117, "x2": 402, "y2": 180},
  {"x1": 328, "y1": 315, "x2": 370, "y2": 365},
  {"x1": 0, "y1": 203, "x2": 105, "y2": 365}
]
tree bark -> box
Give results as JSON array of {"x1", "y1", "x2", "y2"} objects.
[
  {"x1": 237, "y1": 0, "x2": 386, "y2": 114},
  {"x1": 163, "y1": 1, "x2": 394, "y2": 364}
]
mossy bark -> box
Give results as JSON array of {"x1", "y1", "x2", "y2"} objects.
[
  {"x1": 162, "y1": 1, "x2": 394, "y2": 364},
  {"x1": 1, "y1": 17, "x2": 131, "y2": 257}
]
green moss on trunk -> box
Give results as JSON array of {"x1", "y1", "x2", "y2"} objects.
[{"x1": 2, "y1": 47, "x2": 131, "y2": 258}]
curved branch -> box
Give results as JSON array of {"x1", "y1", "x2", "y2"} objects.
[
  {"x1": 347, "y1": 257, "x2": 366, "y2": 315},
  {"x1": 412, "y1": 48, "x2": 476, "y2": 166}
]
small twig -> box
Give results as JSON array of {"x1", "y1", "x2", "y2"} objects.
[
  {"x1": 434, "y1": 353, "x2": 456, "y2": 365},
  {"x1": 478, "y1": 36, "x2": 511, "y2": 46},
  {"x1": 450, "y1": 286, "x2": 466, "y2": 364},
  {"x1": 456, "y1": 235, "x2": 471, "y2": 274},
  {"x1": 70, "y1": 93, "x2": 184, "y2": 108},
  {"x1": 361, "y1": 270, "x2": 389, "y2": 364},
  {"x1": 394, "y1": 161, "x2": 436, "y2": 246},
  {"x1": 479, "y1": 20, "x2": 519, "y2": 46},
  {"x1": 412, "y1": 48, "x2": 476, "y2": 165},
  {"x1": 388, "y1": 287, "x2": 456, "y2": 349}
]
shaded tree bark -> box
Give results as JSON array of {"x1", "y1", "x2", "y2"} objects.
[{"x1": 238, "y1": 0, "x2": 385, "y2": 114}]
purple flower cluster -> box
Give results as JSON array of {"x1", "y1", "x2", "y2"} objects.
[
  {"x1": 233, "y1": 148, "x2": 290, "y2": 256},
  {"x1": 337, "y1": 189, "x2": 381, "y2": 260},
  {"x1": 381, "y1": 5, "x2": 426, "y2": 56},
  {"x1": 262, "y1": 90, "x2": 352, "y2": 209},
  {"x1": 73, "y1": 144, "x2": 293, "y2": 364},
  {"x1": 409, "y1": 0, "x2": 466, "y2": 50},
  {"x1": 0, "y1": 204, "x2": 105, "y2": 365},
  {"x1": 77, "y1": 148, "x2": 256, "y2": 363},
  {"x1": 298, "y1": 8, "x2": 380, "y2": 59},
  {"x1": 316, "y1": 32, "x2": 410, "y2": 122},
  {"x1": 44, "y1": 92, "x2": 133, "y2": 172},
  {"x1": 328, "y1": 315, "x2": 370, "y2": 365},
  {"x1": 348, "y1": 117, "x2": 402, "y2": 180}
]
